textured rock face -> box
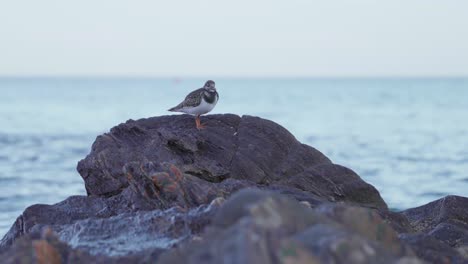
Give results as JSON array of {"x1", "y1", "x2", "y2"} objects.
[
  {"x1": 0, "y1": 229, "x2": 164, "y2": 264},
  {"x1": 77, "y1": 114, "x2": 385, "y2": 209},
  {"x1": 0, "y1": 114, "x2": 467, "y2": 263},
  {"x1": 159, "y1": 189, "x2": 419, "y2": 264},
  {"x1": 399, "y1": 195, "x2": 468, "y2": 263}
]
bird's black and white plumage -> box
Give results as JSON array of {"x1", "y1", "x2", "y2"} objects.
[{"x1": 168, "y1": 80, "x2": 219, "y2": 129}]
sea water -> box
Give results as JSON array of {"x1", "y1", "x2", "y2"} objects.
[{"x1": 0, "y1": 77, "x2": 467, "y2": 235}]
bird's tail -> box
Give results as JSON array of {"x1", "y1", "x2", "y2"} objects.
[{"x1": 168, "y1": 105, "x2": 180, "y2": 112}]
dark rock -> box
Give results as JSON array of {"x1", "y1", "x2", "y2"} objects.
[
  {"x1": 158, "y1": 189, "x2": 419, "y2": 264},
  {"x1": 0, "y1": 228, "x2": 164, "y2": 264},
  {"x1": 399, "y1": 233, "x2": 465, "y2": 264},
  {"x1": 401, "y1": 196, "x2": 468, "y2": 236},
  {"x1": 0, "y1": 188, "x2": 224, "y2": 257},
  {"x1": 399, "y1": 195, "x2": 468, "y2": 263},
  {"x1": 1, "y1": 114, "x2": 467, "y2": 263},
  {"x1": 278, "y1": 163, "x2": 387, "y2": 209},
  {"x1": 55, "y1": 201, "x2": 220, "y2": 257},
  {"x1": 0, "y1": 164, "x2": 328, "y2": 254},
  {"x1": 78, "y1": 115, "x2": 385, "y2": 204},
  {"x1": 0, "y1": 195, "x2": 119, "y2": 250},
  {"x1": 77, "y1": 114, "x2": 384, "y2": 210},
  {"x1": 379, "y1": 210, "x2": 414, "y2": 234}
]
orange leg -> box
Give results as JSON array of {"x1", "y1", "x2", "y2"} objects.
[{"x1": 195, "y1": 115, "x2": 205, "y2": 130}]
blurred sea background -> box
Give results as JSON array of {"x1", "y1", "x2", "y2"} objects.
[{"x1": 0, "y1": 77, "x2": 467, "y2": 235}]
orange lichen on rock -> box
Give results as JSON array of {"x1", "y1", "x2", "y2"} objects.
[{"x1": 33, "y1": 240, "x2": 62, "y2": 264}]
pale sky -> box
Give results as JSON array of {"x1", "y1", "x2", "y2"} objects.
[{"x1": 1, "y1": 0, "x2": 467, "y2": 77}]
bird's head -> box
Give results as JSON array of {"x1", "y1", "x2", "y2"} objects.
[{"x1": 203, "y1": 80, "x2": 216, "y2": 92}]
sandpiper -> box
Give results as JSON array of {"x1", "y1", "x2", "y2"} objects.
[{"x1": 168, "y1": 80, "x2": 219, "y2": 129}]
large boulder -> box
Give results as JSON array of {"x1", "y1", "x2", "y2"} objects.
[{"x1": 77, "y1": 114, "x2": 387, "y2": 209}]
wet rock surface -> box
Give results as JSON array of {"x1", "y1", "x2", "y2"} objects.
[{"x1": 1, "y1": 114, "x2": 467, "y2": 263}]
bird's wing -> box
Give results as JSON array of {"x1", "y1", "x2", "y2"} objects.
[{"x1": 182, "y1": 88, "x2": 204, "y2": 108}]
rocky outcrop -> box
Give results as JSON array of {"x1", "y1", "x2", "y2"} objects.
[
  {"x1": 77, "y1": 114, "x2": 385, "y2": 209},
  {"x1": 1, "y1": 114, "x2": 467, "y2": 263}
]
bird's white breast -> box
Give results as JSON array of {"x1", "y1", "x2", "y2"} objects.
[{"x1": 180, "y1": 97, "x2": 218, "y2": 115}]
